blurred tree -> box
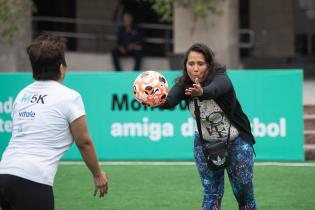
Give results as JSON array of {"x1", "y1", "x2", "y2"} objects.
[
  {"x1": 141, "y1": 0, "x2": 224, "y2": 35},
  {"x1": 149, "y1": 0, "x2": 223, "y2": 22},
  {"x1": 0, "y1": 0, "x2": 33, "y2": 45}
]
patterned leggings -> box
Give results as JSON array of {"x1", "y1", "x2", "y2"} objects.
[{"x1": 194, "y1": 135, "x2": 257, "y2": 210}]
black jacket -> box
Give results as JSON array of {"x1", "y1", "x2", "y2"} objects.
[{"x1": 162, "y1": 71, "x2": 255, "y2": 145}]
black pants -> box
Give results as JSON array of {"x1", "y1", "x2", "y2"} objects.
[
  {"x1": 111, "y1": 48, "x2": 142, "y2": 71},
  {"x1": 0, "y1": 174, "x2": 54, "y2": 210}
]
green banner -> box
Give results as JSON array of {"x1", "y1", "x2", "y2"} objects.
[{"x1": 0, "y1": 70, "x2": 304, "y2": 161}]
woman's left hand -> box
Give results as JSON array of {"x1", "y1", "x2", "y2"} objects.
[{"x1": 185, "y1": 78, "x2": 203, "y2": 97}]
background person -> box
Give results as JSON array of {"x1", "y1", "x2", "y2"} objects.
[
  {"x1": 160, "y1": 43, "x2": 257, "y2": 210},
  {"x1": 0, "y1": 34, "x2": 108, "y2": 210},
  {"x1": 111, "y1": 13, "x2": 143, "y2": 71}
]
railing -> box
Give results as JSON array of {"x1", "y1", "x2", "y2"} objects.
[
  {"x1": 32, "y1": 16, "x2": 173, "y2": 55},
  {"x1": 239, "y1": 29, "x2": 255, "y2": 48},
  {"x1": 32, "y1": 16, "x2": 254, "y2": 55}
]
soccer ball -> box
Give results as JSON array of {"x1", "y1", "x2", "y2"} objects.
[{"x1": 133, "y1": 71, "x2": 168, "y2": 107}]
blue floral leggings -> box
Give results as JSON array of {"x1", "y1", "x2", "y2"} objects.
[{"x1": 194, "y1": 135, "x2": 257, "y2": 210}]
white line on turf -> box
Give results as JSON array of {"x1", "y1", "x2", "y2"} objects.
[
  {"x1": 255, "y1": 162, "x2": 315, "y2": 167},
  {"x1": 60, "y1": 161, "x2": 315, "y2": 167}
]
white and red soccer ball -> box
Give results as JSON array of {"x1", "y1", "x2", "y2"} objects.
[{"x1": 133, "y1": 71, "x2": 168, "y2": 107}]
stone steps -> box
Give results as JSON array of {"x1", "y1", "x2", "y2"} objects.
[
  {"x1": 305, "y1": 131, "x2": 315, "y2": 144},
  {"x1": 305, "y1": 144, "x2": 315, "y2": 160},
  {"x1": 304, "y1": 115, "x2": 315, "y2": 130},
  {"x1": 304, "y1": 104, "x2": 315, "y2": 160},
  {"x1": 304, "y1": 104, "x2": 315, "y2": 115}
]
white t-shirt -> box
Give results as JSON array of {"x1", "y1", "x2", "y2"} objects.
[{"x1": 0, "y1": 81, "x2": 85, "y2": 186}]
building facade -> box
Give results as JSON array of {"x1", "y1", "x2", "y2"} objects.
[{"x1": 0, "y1": 0, "x2": 315, "y2": 77}]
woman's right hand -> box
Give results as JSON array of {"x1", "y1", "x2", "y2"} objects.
[
  {"x1": 185, "y1": 78, "x2": 203, "y2": 97},
  {"x1": 93, "y1": 171, "x2": 109, "y2": 198}
]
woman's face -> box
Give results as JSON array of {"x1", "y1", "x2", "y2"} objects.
[{"x1": 186, "y1": 51, "x2": 208, "y2": 83}]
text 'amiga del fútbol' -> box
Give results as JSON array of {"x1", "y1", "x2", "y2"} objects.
[{"x1": 0, "y1": 97, "x2": 13, "y2": 133}]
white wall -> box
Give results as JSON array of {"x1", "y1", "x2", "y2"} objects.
[{"x1": 174, "y1": 0, "x2": 240, "y2": 68}]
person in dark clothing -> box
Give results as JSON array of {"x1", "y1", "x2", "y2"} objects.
[
  {"x1": 160, "y1": 43, "x2": 257, "y2": 210},
  {"x1": 111, "y1": 13, "x2": 143, "y2": 71}
]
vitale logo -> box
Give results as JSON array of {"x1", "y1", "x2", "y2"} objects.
[{"x1": 18, "y1": 111, "x2": 36, "y2": 118}]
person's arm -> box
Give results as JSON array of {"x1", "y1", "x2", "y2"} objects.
[
  {"x1": 160, "y1": 82, "x2": 185, "y2": 109},
  {"x1": 202, "y1": 72, "x2": 232, "y2": 98},
  {"x1": 127, "y1": 27, "x2": 142, "y2": 51},
  {"x1": 70, "y1": 116, "x2": 108, "y2": 198},
  {"x1": 117, "y1": 27, "x2": 127, "y2": 53},
  {"x1": 185, "y1": 72, "x2": 232, "y2": 99},
  {"x1": 133, "y1": 27, "x2": 142, "y2": 49}
]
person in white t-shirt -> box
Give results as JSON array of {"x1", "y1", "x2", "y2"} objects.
[{"x1": 0, "y1": 34, "x2": 108, "y2": 210}]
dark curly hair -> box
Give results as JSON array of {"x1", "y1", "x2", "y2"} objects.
[
  {"x1": 27, "y1": 33, "x2": 67, "y2": 81},
  {"x1": 176, "y1": 43, "x2": 226, "y2": 87}
]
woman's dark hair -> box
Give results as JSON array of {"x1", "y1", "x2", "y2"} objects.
[
  {"x1": 176, "y1": 43, "x2": 226, "y2": 86},
  {"x1": 27, "y1": 34, "x2": 67, "y2": 81}
]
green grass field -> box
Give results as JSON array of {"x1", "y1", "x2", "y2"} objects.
[{"x1": 54, "y1": 162, "x2": 315, "y2": 210}]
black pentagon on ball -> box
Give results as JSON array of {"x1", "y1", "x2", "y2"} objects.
[
  {"x1": 159, "y1": 76, "x2": 166, "y2": 83},
  {"x1": 140, "y1": 72, "x2": 150, "y2": 78},
  {"x1": 144, "y1": 86, "x2": 154, "y2": 95},
  {"x1": 133, "y1": 85, "x2": 137, "y2": 94}
]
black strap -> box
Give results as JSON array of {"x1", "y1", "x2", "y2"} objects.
[
  {"x1": 193, "y1": 98, "x2": 231, "y2": 146},
  {"x1": 194, "y1": 98, "x2": 204, "y2": 142}
]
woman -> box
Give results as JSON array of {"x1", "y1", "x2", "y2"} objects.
[
  {"x1": 0, "y1": 34, "x2": 108, "y2": 210},
  {"x1": 161, "y1": 43, "x2": 257, "y2": 209}
]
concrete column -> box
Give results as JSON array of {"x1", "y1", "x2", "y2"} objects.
[
  {"x1": 250, "y1": 0, "x2": 294, "y2": 58},
  {"x1": 174, "y1": 0, "x2": 240, "y2": 68},
  {"x1": 0, "y1": 0, "x2": 32, "y2": 72}
]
